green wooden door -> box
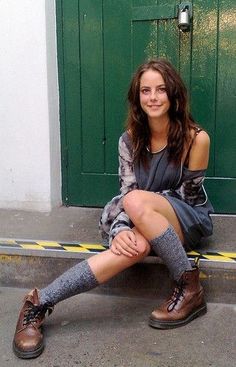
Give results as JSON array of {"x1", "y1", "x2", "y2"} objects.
[{"x1": 57, "y1": 0, "x2": 236, "y2": 213}]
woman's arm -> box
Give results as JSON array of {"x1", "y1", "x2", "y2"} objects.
[
  {"x1": 100, "y1": 135, "x2": 136, "y2": 237},
  {"x1": 179, "y1": 130, "x2": 210, "y2": 207},
  {"x1": 118, "y1": 135, "x2": 137, "y2": 194},
  {"x1": 187, "y1": 130, "x2": 210, "y2": 170},
  {"x1": 109, "y1": 136, "x2": 139, "y2": 256}
]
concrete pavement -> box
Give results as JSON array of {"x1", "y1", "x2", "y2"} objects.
[{"x1": 1, "y1": 287, "x2": 236, "y2": 367}]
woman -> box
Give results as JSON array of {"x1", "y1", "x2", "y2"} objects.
[{"x1": 13, "y1": 59, "x2": 214, "y2": 359}]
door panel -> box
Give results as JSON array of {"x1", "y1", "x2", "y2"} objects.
[
  {"x1": 190, "y1": 0, "x2": 218, "y2": 176},
  {"x1": 103, "y1": 0, "x2": 132, "y2": 173},
  {"x1": 80, "y1": 0, "x2": 104, "y2": 173},
  {"x1": 57, "y1": 0, "x2": 236, "y2": 212},
  {"x1": 215, "y1": 0, "x2": 236, "y2": 177}
]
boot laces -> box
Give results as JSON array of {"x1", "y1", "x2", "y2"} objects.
[
  {"x1": 167, "y1": 281, "x2": 185, "y2": 312},
  {"x1": 23, "y1": 304, "x2": 52, "y2": 326}
]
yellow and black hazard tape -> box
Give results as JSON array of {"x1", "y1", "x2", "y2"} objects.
[
  {"x1": 0, "y1": 239, "x2": 106, "y2": 253},
  {"x1": 0, "y1": 239, "x2": 236, "y2": 263}
]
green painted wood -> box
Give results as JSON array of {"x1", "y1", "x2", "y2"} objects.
[
  {"x1": 57, "y1": 0, "x2": 236, "y2": 212},
  {"x1": 157, "y1": 18, "x2": 179, "y2": 66},
  {"x1": 132, "y1": 20, "x2": 158, "y2": 69},
  {"x1": 79, "y1": 174, "x2": 119, "y2": 206},
  {"x1": 79, "y1": 0, "x2": 104, "y2": 173},
  {"x1": 179, "y1": 22, "x2": 192, "y2": 89},
  {"x1": 132, "y1": 4, "x2": 177, "y2": 20},
  {"x1": 132, "y1": 0, "x2": 158, "y2": 70},
  {"x1": 190, "y1": 0, "x2": 218, "y2": 176},
  {"x1": 103, "y1": 0, "x2": 132, "y2": 173},
  {"x1": 132, "y1": 0, "x2": 157, "y2": 6},
  {"x1": 57, "y1": 0, "x2": 82, "y2": 204},
  {"x1": 215, "y1": 0, "x2": 236, "y2": 177},
  {"x1": 205, "y1": 178, "x2": 236, "y2": 213}
]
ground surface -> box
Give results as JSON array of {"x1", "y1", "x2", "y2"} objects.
[{"x1": 1, "y1": 287, "x2": 235, "y2": 367}]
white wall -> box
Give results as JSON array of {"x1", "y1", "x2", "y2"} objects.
[{"x1": 0, "y1": 0, "x2": 61, "y2": 211}]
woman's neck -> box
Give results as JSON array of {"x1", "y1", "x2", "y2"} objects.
[
  {"x1": 148, "y1": 117, "x2": 169, "y2": 138},
  {"x1": 147, "y1": 118, "x2": 169, "y2": 152}
]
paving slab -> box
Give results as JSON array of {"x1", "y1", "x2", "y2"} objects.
[
  {"x1": 0, "y1": 287, "x2": 235, "y2": 367},
  {"x1": 0, "y1": 207, "x2": 102, "y2": 243}
]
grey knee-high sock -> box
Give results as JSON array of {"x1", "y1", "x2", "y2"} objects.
[
  {"x1": 150, "y1": 225, "x2": 192, "y2": 281},
  {"x1": 39, "y1": 260, "x2": 99, "y2": 306}
]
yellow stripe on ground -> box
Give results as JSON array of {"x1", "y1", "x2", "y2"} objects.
[
  {"x1": 0, "y1": 239, "x2": 236, "y2": 262},
  {"x1": 218, "y1": 252, "x2": 236, "y2": 258},
  {"x1": 187, "y1": 251, "x2": 201, "y2": 256},
  {"x1": 80, "y1": 243, "x2": 107, "y2": 250},
  {"x1": 203, "y1": 255, "x2": 234, "y2": 262},
  {"x1": 62, "y1": 246, "x2": 90, "y2": 252},
  {"x1": 36, "y1": 241, "x2": 62, "y2": 247}
]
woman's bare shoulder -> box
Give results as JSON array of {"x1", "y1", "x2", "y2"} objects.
[{"x1": 192, "y1": 129, "x2": 210, "y2": 148}]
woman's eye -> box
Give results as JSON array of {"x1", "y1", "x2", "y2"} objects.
[
  {"x1": 140, "y1": 88, "x2": 150, "y2": 94},
  {"x1": 157, "y1": 87, "x2": 166, "y2": 93}
]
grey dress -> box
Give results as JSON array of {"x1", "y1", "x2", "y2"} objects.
[{"x1": 100, "y1": 131, "x2": 214, "y2": 250}]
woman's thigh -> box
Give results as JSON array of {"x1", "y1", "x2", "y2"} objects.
[{"x1": 123, "y1": 190, "x2": 184, "y2": 243}]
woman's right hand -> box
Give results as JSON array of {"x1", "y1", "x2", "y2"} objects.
[{"x1": 111, "y1": 230, "x2": 139, "y2": 258}]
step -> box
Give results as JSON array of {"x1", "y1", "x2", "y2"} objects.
[
  {"x1": 0, "y1": 207, "x2": 235, "y2": 303},
  {"x1": 0, "y1": 207, "x2": 235, "y2": 252},
  {"x1": 0, "y1": 237, "x2": 235, "y2": 304}
]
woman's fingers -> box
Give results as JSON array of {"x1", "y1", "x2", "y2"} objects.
[
  {"x1": 116, "y1": 241, "x2": 138, "y2": 257},
  {"x1": 127, "y1": 230, "x2": 137, "y2": 244},
  {"x1": 110, "y1": 243, "x2": 121, "y2": 256},
  {"x1": 120, "y1": 231, "x2": 139, "y2": 251},
  {"x1": 112, "y1": 231, "x2": 139, "y2": 257}
]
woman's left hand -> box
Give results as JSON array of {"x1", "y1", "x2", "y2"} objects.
[{"x1": 111, "y1": 230, "x2": 139, "y2": 257}]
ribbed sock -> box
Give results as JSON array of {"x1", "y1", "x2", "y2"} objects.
[
  {"x1": 150, "y1": 225, "x2": 192, "y2": 281},
  {"x1": 39, "y1": 260, "x2": 99, "y2": 306}
]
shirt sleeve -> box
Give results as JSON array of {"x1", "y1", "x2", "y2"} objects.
[
  {"x1": 118, "y1": 136, "x2": 137, "y2": 195},
  {"x1": 179, "y1": 168, "x2": 208, "y2": 206},
  {"x1": 108, "y1": 136, "x2": 137, "y2": 246},
  {"x1": 109, "y1": 211, "x2": 132, "y2": 246}
]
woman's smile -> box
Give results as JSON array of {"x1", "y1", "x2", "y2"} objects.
[{"x1": 147, "y1": 104, "x2": 162, "y2": 108}]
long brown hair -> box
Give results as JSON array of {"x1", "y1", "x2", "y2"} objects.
[{"x1": 126, "y1": 58, "x2": 198, "y2": 164}]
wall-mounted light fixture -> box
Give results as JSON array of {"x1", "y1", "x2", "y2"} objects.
[{"x1": 178, "y1": 2, "x2": 193, "y2": 32}]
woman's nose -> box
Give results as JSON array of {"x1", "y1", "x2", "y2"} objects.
[{"x1": 150, "y1": 90, "x2": 157, "y2": 100}]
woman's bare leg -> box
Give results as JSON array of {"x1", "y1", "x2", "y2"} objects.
[
  {"x1": 123, "y1": 190, "x2": 184, "y2": 242},
  {"x1": 123, "y1": 190, "x2": 192, "y2": 281},
  {"x1": 39, "y1": 228, "x2": 150, "y2": 305},
  {"x1": 88, "y1": 228, "x2": 150, "y2": 283},
  {"x1": 13, "y1": 228, "x2": 151, "y2": 360}
]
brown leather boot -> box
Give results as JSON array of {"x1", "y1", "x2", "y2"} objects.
[
  {"x1": 13, "y1": 289, "x2": 53, "y2": 359},
  {"x1": 149, "y1": 267, "x2": 207, "y2": 329}
]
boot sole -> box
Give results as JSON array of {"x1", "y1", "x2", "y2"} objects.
[
  {"x1": 148, "y1": 303, "x2": 207, "y2": 329},
  {"x1": 12, "y1": 341, "x2": 44, "y2": 359}
]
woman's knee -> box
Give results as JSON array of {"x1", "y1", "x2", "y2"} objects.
[
  {"x1": 137, "y1": 241, "x2": 151, "y2": 257},
  {"x1": 127, "y1": 241, "x2": 150, "y2": 263},
  {"x1": 132, "y1": 228, "x2": 151, "y2": 257},
  {"x1": 123, "y1": 190, "x2": 148, "y2": 221}
]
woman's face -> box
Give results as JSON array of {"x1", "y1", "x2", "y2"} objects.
[{"x1": 139, "y1": 69, "x2": 170, "y2": 122}]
